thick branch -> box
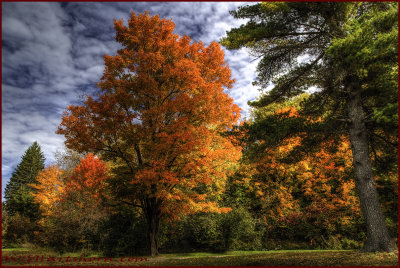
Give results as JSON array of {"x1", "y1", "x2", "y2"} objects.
[{"x1": 135, "y1": 143, "x2": 143, "y2": 165}]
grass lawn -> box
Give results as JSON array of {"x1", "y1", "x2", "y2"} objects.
[{"x1": 2, "y1": 247, "x2": 398, "y2": 266}]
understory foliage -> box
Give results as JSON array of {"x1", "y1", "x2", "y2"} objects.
[
  {"x1": 232, "y1": 99, "x2": 365, "y2": 248},
  {"x1": 28, "y1": 154, "x2": 110, "y2": 253}
]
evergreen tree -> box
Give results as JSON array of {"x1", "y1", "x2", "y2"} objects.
[
  {"x1": 222, "y1": 2, "x2": 397, "y2": 252},
  {"x1": 4, "y1": 141, "x2": 45, "y2": 220}
]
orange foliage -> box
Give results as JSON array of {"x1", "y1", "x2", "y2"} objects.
[
  {"x1": 31, "y1": 165, "x2": 65, "y2": 216},
  {"x1": 246, "y1": 106, "x2": 360, "y2": 234},
  {"x1": 57, "y1": 12, "x2": 241, "y2": 220},
  {"x1": 31, "y1": 155, "x2": 110, "y2": 217},
  {"x1": 275, "y1": 106, "x2": 299, "y2": 117},
  {"x1": 298, "y1": 138, "x2": 360, "y2": 223}
]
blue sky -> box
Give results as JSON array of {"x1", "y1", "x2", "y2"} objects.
[{"x1": 2, "y1": 2, "x2": 264, "y2": 196}]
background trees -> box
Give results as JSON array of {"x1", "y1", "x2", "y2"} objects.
[
  {"x1": 227, "y1": 96, "x2": 366, "y2": 250},
  {"x1": 30, "y1": 165, "x2": 65, "y2": 217},
  {"x1": 4, "y1": 141, "x2": 45, "y2": 219},
  {"x1": 29, "y1": 153, "x2": 110, "y2": 253},
  {"x1": 3, "y1": 141, "x2": 45, "y2": 243},
  {"x1": 57, "y1": 11, "x2": 241, "y2": 256},
  {"x1": 222, "y1": 2, "x2": 397, "y2": 252}
]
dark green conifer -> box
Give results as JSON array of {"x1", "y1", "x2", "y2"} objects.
[{"x1": 4, "y1": 141, "x2": 45, "y2": 220}]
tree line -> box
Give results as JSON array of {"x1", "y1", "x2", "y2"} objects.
[{"x1": 3, "y1": 2, "x2": 398, "y2": 256}]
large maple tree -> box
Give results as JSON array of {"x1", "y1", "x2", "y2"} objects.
[{"x1": 57, "y1": 12, "x2": 241, "y2": 256}]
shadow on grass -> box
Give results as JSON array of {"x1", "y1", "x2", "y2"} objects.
[{"x1": 1, "y1": 248, "x2": 398, "y2": 266}]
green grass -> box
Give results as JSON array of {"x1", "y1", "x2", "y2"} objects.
[
  {"x1": 2, "y1": 247, "x2": 398, "y2": 266},
  {"x1": 157, "y1": 251, "x2": 267, "y2": 258},
  {"x1": 155, "y1": 249, "x2": 336, "y2": 259},
  {"x1": 2, "y1": 248, "x2": 30, "y2": 252}
]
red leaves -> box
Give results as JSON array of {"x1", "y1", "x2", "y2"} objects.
[
  {"x1": 57, "y1": 12, "x2": 242, "y2": 219},
  {"x1": 66, "y1": 153, "x2": 109, "y2": 201},
  {"x1": 31, "y1": 154, "x2": 110, "y2": 217}
]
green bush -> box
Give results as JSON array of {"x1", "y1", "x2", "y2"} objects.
[
  {"x1": 221, "y1": 206, "x2": 263, "y2": 250},
  {"x1": 160, "y1": 213, "x2": 228, "y2": 253},
  {"x1": 321, "y1": 235, "x2": 342, "y2": 250},
  {"x1": 262, "y1": 238, "x2": 312, "y2": 250},
  {"x1": 101, "y1": 210, "x2": 148, "y2": 257},
  {"x1": 3, "y1": 213, "x2": 34, "y2": 244},
  {"x1": 321, "y1": 235, "x2": 363, "y2": 250},
  {"x1": 341, "y1": 237, "x2": 362, "y2": 249},
  {"x1": 185, "y1": 213, "x2": 226, "y2": 252}
]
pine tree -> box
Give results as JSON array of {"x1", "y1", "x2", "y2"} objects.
[
  {"x1": 222, "y1": 2, "x2": 397, "y2": 252},
  {"x1": 4, "y1": 141, "x2": 45, "y2": 220}
]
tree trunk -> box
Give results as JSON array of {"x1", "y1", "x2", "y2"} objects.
[
  {"x1": 144, "y1": 197, "x2": 161, "y2": 256},
  {"x1": 346, "y1": 79, "x2": 396, "y2": 252}
]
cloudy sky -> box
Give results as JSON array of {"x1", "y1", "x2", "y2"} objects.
[{"x1": 2, "y1": 2, "x2": 263, "y2": 196}]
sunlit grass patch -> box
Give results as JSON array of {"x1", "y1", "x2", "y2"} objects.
[{"x1": 2, "y1": 248, "x2": 31, "y2": 252}]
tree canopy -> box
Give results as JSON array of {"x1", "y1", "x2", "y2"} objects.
[
  {"x1": 222, "y1": 2, "x2": 398, "y2": 252},
  {"x1": 57, "y1": 11, "x2": 242, "y2": 256}
]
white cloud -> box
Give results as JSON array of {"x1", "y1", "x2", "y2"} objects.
[{"x1": 2, "y1": 16, "x2": 34, "y2": 40}]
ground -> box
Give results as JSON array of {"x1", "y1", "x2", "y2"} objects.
[{"x1": 2, "y1": 247, "x2": 398, "y2": 266}]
